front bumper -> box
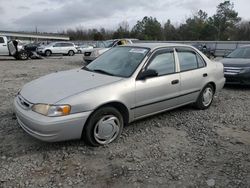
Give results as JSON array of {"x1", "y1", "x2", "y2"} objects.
[
  {"x1": 224, "y1": 72, "x2": 250, "y2": 85},
  {"x1": 14, "y1": 97, "x2": 92, "y2": 142}
]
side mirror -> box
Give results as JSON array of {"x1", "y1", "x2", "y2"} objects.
[{"x1": 137, "y1": 69, "x2": 158, "y2": 80}]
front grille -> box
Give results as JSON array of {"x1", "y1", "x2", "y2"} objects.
[
  {"x1": 84, "y1": 52, "x2": 91, "y2": 56},
  {"x1": 224, "y1": 67, "x2": 243, "y2": 75},
  {"x1": 17, "y1": 95, "x2": 32, "y2": 109}
]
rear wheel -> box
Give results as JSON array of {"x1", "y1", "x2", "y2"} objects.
[
  {"x1": 82, "y1": 107, "x2": 124, "y2": 146},
  {"x1": 45, "y1": 50, "x2": 52, "y2": 56},
  {"x1": 68, "y1": 50, "x2": 75, "y2": 56},
  {"x1": 194, "y1": 84, "x2": 214, "y2": 110}
]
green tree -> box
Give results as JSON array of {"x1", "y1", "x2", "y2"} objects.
[
  {"x1": 163, "y1": 19, "x2": 179, "y2": 40},
  {"x1": 178, "y1": 10, "x2": 209, "y2": 40},
  {"x1": 131, "y1": 16, "x2": 162, "y2": 40},
  {"x1": 212, "y1": 1, "x2": 241, "y2": 40},
  {"x1": 113, "y1": 21, "x2": 130, "y2": 39}
]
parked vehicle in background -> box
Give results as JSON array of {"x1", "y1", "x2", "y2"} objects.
[
  {"x1": 0, "y1": 36, "x2": 9, "y2": 56},
  {"x1": 221, "y1": 45, "x2": 250, "y2": 85},
  {"x1": 76, "y1": 44, "x2": 93, "y2": 54},
  {"x1": 192, "y1": 43, "x2": 215, "y2": 59},
  {"x1": 83, "y1": 39, "x2": 137, "y2": 63},
  {"x1": 0, "y1": 36, "x2": 30, "y2": 60},
  {"x1": 14, "y1": 43, "x2": 225, "y2": 146},
  {"x1": 37, "y1": 42, "x2": 77, "y2": 56}
]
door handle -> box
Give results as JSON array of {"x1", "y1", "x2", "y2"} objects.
[
  {"x1": 171, "y1": 79, "x2": 179, "y2": 85},
  {"x1": 203, "y1": 73, "x2": 208, "y2": 77}
]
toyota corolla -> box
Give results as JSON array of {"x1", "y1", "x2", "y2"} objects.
[{"x1": 14, "y1": 43, "x2": 225, "y2": 146}]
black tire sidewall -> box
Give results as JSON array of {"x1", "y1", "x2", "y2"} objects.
[
  {"x1": 68, "y1": 50, "x2": 74, "y2": 56},
  {"x1": 195, "y1": 84, "x2": 214, "y2": 110},
  {"x1": 83, "y1": 107, "x2": 124, "y2": 146},
  {"x1": 45, "y1": 50, "x2": 51, "y2": 56}
]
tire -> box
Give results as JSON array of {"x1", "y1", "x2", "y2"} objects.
[
  {"x1": 68, "y1": 50, "x2": 75, "y2": 56},
  {"x1": 82, "y1": 106, "x2": 124, "y2": 146},
  {"x1": 45, "y1": 50, "x2": 52, "y2": 56},
  {"x1": 18, "y1": 51, "x2": 29, "y2": 60},
  {"x1": 78, "y1": 50, "x2": 82, "y2": 54},
  {"x1": 194, "y1": 84, "x2": 214, "y2": 110}
]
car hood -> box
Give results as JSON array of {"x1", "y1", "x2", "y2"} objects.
[
  {"x1": 220, "y1": 58, "x2": 250, "y2": 67},
  {"x1": 20, "y1": 69, "x2": 122, "y2": 104}
]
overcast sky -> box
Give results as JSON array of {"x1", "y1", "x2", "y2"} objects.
[{"x1": 0, "y1": 0, "x2": 249, "y2": 33}]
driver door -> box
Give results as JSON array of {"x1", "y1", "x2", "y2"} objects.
[{"x1": 134, "y1": 49, "x2": 180, "y2": 118}]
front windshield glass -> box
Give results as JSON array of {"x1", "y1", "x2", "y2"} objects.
[
  {"x1": 227, "y1": 47, "x2": 250, "y2": 58},
  {"x1": 86, "y1": 47, "x2": 149, "y2": 78}
]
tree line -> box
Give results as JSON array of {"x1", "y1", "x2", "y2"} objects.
[{"x1": 62, "y1": 1, "x2": 250, "y2": 41}]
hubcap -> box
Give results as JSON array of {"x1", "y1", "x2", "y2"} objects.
[
  {"x1": 94, "y1": 115, "x2": 120, "y2": 145},
  {"x1": 202, "y1": 87, "x2": 213, "y2": 106},
  {"x1": 21, "y1": 53, "x2": 27, "y2": 59}
]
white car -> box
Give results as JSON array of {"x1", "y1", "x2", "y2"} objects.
[
  {"x1": 83, "y1": 39, "x2": 137, "y2": 63},
  {"x1": 76, "y1": 44, "x2": 93, "y2": 54},
  {"x1": 37, "y1": 42, "x2": 78, "y2": 56}
]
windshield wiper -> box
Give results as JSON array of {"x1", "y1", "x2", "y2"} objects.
[{"x1": 92, "y1": 69, "x2": 114, "y2": 76}]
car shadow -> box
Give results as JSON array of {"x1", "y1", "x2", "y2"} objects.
[{"x1": 0, "y1": 58, "x2": 16, "y2": 61}]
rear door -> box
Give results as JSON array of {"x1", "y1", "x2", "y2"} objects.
[
  {"x1": 134, "y1": 48, "x2": 181, "y2": 118},
  {"x1": 176, "y1": 47, "x2": 208, "y2": 104},
  {"x1": 0, "y1": 37, "x2": 9, "y2": 55}
]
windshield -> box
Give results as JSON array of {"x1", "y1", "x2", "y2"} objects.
[
  {"x1": 227, "y1": 47, "x2": 250, "y2": 58},
  {"x1": 85, "y1": 47, "x2": 149, "y2": 78}
]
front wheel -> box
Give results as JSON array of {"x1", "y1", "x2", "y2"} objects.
[
  {"x1": 82, "y1": 107, "x2": 124, "y2": 146},
  {"x1": 68, "y1": 50, "x2": 75, "y2": 56},
  {"x1": 18, "y1": 51, "x2": 29, "y2": 60},
  {"x1": 194, "y1": 84, "x2": 214, "y2": 110},
  {"x1": 45, "y1": 50, "x2": 52, "y2": 56}
]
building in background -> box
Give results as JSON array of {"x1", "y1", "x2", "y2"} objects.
[{"x1": 0, "y1": 30, "x2": 69, "y2": 43}]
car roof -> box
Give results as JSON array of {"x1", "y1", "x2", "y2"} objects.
[{"x1": 124, "y1": 42, "x2": 192, "y2": 50}]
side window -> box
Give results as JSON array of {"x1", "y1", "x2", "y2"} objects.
[
  {"x1": 54, "y1": 43, "x2": 61, "y2": 47},
  {"x1": 0, "y1": 37, "x2": 4, "y2": 43},
  {"x1": 147, "y1": 51, "x2": 175, "y2": 76},
  {"x1": 177, "y1": 51, "x2": 198, "y2": 71}
]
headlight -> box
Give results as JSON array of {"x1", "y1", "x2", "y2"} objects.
[{"x1": 32, "y1": 104, "x2": 71, "y2": 117}]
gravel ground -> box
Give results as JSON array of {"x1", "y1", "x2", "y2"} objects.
[{"x1": 0, "y1": 55, "x2": 249, "y2": 188}]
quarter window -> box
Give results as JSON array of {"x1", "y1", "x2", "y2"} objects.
[
  {"x1": 197, "y1": 55, "x2": 205, "y2": 68},
  {"x1": 147, "y1": 51, "x2": 175, "y2": 76}
]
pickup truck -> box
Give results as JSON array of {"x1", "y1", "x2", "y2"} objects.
[{"x1": 0, "y1": 36, "x2": 29, "y2": 60}]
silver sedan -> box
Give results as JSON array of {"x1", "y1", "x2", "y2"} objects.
[{"x1": 14, "y1": 43, "x2": 225, "y2": 146}]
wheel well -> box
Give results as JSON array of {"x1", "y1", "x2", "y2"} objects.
[
  {"x1": 45, "y1": 49, "x2": 52, "y2": 53},
  {"x1": 94, "y1": 102, "x2": 129, "y2": 125},
  {"x1": 207, "y1": 82, "x2": 216, "y2": 92}
]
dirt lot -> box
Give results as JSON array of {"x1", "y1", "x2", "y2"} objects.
[{"x1": 0, "y1": 55, "x2": 249, "y2": 188}]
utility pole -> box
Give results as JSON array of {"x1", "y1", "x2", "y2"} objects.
[{"x1": 35, "y1": 26, "x2": 38, "y2": 42}]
